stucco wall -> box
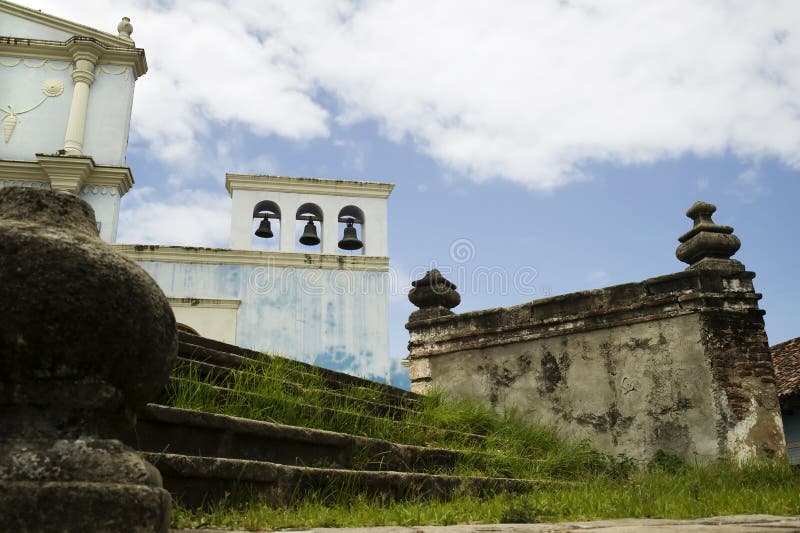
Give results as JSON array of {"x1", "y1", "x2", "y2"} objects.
[
  {"x1": 407, "y1": 269, "x2": 785, "y2": 462},
  {"x1": 423, "y1": 314, "x2": 723, "y2": 461},
  {"x1": 0, "y1": 56, "x2": 135, "y2": 166},
  {"x1": 136, "y1": 258, "x2": 395, "y2": 383}
]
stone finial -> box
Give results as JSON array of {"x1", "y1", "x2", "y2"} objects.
[
  {"x1": 408, "y1": 269, "x2": 461, "y2": 322},
  {"x1": 676, "y1": 200, "x2": 743, "y2": 271},
  {"x1": 0, "y1": 188, "x2": 176, "y2": 531},
  {"x1": 117, "y1": 16, "x2": 133, "y2": 41}
]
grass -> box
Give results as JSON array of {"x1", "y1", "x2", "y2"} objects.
[
  {"x1": 163, "y1": 356, "x2": 800, "y2": 529},
  {"x1": 165, "y1": 358, "x2": 621, "y2": 479},
  {"x1": 171, "y1": 461, "x2": 800, "y2": 529}
]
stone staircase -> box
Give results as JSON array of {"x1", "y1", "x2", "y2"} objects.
[{"x1": 122, "y1": 332, "x2": 556, "y2": 508}]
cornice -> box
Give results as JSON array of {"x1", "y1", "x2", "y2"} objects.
[
  {"x1": 114, "y1": 244, "x2": 391, "y2": 272},
  {"x1": 168, "y1": 297, "x2": 241, "y2": 310},
  {"x1": 0, "y1": 0, "x2": 134, "y2": 49},
  {"x1": 226, "y1": 173, "x2": 394, "y2": 199},
  {"x1": 88, "y1": 166, "x2": 134, "y2": 195},
  {"x1": 0, "y1": 157, "x2": 134, "y2": 195},
  {"x1": 0, "y1": 35, "x2": 147, "y2": 78},
  {"x1": 407, "y1": 270, "x2": 764, "y2": 359}
]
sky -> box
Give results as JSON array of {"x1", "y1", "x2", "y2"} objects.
[{"x1": 24, "y1": 0, "x2": 800, "y2": 359}]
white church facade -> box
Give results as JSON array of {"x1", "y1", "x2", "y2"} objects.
[{"x1": 0, "y1": 1, "x2": 407, "y2": 387}]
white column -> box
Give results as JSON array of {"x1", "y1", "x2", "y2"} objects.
[
  {"x1": 322, "y1": 216, "x2": 338, "y2": 255},
  {"x1": 229, "y1": 191, "x2": 252, "y2": 250},
  {"x1": 63, "y1": 46, "x2": 99, "y2": 155},
  {"x1": 279, "y1": 199, "x2": 299, "y2": 252}
]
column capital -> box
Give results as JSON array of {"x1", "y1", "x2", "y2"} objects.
[{"x1": 67, "y1": 38, "x2": 104, "y2": 65}]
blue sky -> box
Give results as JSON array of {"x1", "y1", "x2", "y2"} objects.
[{"x1": 30, "y1": 0, "x2": 800, "y2": 359}]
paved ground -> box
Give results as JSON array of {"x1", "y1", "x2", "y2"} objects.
[{"x1": 174, "y1": 514, "x2": 800, "y2": 532}]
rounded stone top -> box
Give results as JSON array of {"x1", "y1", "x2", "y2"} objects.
[
  {"x1": 0, "y1": 186, "x2": 98, "y2": 236},
  {"x1": 676, "y1": 200, "x2": 743, "y2": 271},
  {"x1": 0, "y1": 187, "x2": 177, "y2": 437},
  {"x1": 408, "y1": 269, "x2": 461, "y2": 318},
  {"x1": 117, "y1": 16, "x2": 133, "y2": 40}
]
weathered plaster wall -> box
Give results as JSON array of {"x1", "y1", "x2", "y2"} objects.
[
  {"x1": 423, "y1": 314, "x2": 723, "y2": 460},
  {"x1": 407, "y1": 269, "x2": 785, "y2": 461},
  {"x1": 135, "y1": 257, "x2": 401, "y2": 384}
]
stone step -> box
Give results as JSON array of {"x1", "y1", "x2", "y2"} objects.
[
  {"x1": 177, "y1": 334, "x2": 417, "y2": 409},
  {"x1": 125, "y1": 404, "x2": 462, "y2": 473},
  {"x1": 142, "y1": 452, "x2": 553, "y2": 508},
  {"x1": 161, "y1": 377, "x2": 487, "y2": 447},
  {"x1": 172, "y1": 357, "x2": 417, "y2": 420}
]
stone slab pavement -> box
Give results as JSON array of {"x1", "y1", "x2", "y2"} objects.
[{"x1": 174, "y1": 514, "x2": 800, "y2": 532}]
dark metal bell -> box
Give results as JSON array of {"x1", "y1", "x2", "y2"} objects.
[
  {"x1": 338, "y1": 221, "x2": 363, "y2": 251},
  {"x1": 299, "y1": 220, "x2": 320, "y2": 246},
  {"x1": 255, "y1": 217, "x2": 273, "y2": 238}
]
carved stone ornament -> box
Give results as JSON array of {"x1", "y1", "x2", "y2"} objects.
[
  {"x1": 676, "y1": 200, "x2": 744, "y2": 271},
  {"x1": 408, "y1": 268, "x2": 461, "y2": 322},
  {"x1": 0, "y1": 187, "x2": 177, "y2": 531},
  {"x1": 1, "y1": 78, "x2": 65, "y2": 143}
]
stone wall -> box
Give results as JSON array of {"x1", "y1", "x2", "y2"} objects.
[{"x1": 406, "y1": 202, "x2": 785, "y2": 462}]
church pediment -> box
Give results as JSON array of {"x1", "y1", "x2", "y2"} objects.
[{"x1": 0, "y1": 0, "x2": 133, "y2": 49}]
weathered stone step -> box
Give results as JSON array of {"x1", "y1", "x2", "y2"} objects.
[
  {"x1": 125, "y1": 404, "x2": 462, "y2": 473},
  {"x1": 143, "y1": 452, "x2": 553, "y2": 508},
  {"x1": 163, "y1": 377, "x2": 487, "y2": 446},
  {"x1": 179, "y1": 332, "x2": 416, "y2": 407},
  {"x1": 172, "y1": 357, "x2": 417, "y2": 420}
]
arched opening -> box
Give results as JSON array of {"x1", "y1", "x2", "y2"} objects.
[
  {"x1": 338, "y1": 205, "x2": 365, "y2": 255},
  {"x1": 296, "y1": 203, "x2": 323, "y2": 252},
  {"x1": 252, "y1": 200, "x2": 281, "y2": 250}
]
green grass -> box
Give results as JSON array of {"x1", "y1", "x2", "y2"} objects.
[
  {"x1": 163, "y1": 357, "x2": 800, "y2": 529},
  {"x1": 171, "y1": 461, "x2": 800, "y2": 530},
  {"x1": 165, "y1": 358, "x2": 621, "y2": 479}
]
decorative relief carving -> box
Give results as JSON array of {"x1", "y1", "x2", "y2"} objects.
[
  {"x1": 1, "y1": 79, "x2": 65, "y2": 143},
  {"x1": 0, "y1": 58, "x2": 71, "y2": 70},
  {"x1": 80, "y1": 185, "x2": 118, "y2": 196},
  {"x1": 96, "y1": 64, "x2": 131, "y2": 77}
]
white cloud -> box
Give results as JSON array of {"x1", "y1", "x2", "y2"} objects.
[
  {"x1": 35, "y1": 1, "x2": 800, "y2": 190},
  {"x1": 117, "y1": 188, "x2": 231, "y2": 246}
]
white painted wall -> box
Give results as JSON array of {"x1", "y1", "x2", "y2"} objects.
[
  {"x1": 0, "y1": 57, "x2": 73, "y2": 160},
  {"x1": 82, "y1": 67, "x2": 136, "y2": 166},
  {"x1": 78, "y1": 184, "x2": 122, "y2": 241},
  {"x1": 138, "y1": 260, "x2": 396, "y2": 383},
  {"x1": 230, "y1": 189, "x2": 389, "y2": 256},
  {"x1": 169, "y1": 299, "x2": 239, "y2": 345},
  {"x1": 0, "y1": 12, "x2": 72, "y2": 41}
]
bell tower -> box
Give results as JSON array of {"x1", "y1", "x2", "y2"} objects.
[{"x1": 226, "y1": 173, "x2": 391, "y2": 256}]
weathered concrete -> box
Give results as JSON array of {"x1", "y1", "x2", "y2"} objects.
[
  {"x1": 146, "y1": 452, "x2": 553, "y2": 508},
  {"x1": 0, "y1": 187, "x2": 177, "y2": 531},
  {"x1": 407, "y1": 203, "x2": 785, "y2": 462},
  {"x1": 125, "y1": 404, "x2": 462, "y2": 473}
]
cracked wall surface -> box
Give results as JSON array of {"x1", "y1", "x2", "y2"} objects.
[{"x1": 407, "y1": 269, "x2": 785, "y2": 462}]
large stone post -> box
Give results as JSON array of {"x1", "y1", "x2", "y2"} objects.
[{"x1": 0, "y1": 188, "x2": 177, "y2": 531}]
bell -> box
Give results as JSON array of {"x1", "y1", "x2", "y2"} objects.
[
  {"x1": 299, "y1": 219, "x2": 320, "y2": 246},
  {"x1": 254, "y1": 217, "x2": 273, "y2": 238},
  {"x1": 338, "y1": 220, "x2": 363, "y2": 251}
]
